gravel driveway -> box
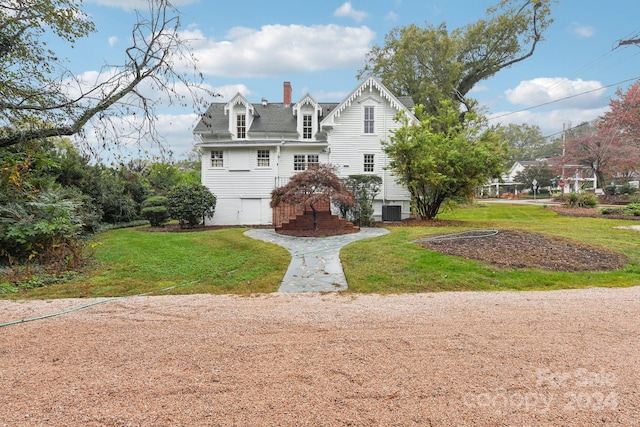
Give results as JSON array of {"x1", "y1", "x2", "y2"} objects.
[{"x1": 1, "y1": 287, "x2": 639, "y2": 426}]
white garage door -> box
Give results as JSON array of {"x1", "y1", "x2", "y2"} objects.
[{"x1": 240, "y1": 198, "x2": 262, "y2": 225}]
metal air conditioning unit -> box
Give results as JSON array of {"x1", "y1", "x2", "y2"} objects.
[{"x1": 382, "y1": 205, "x2": 402, "y2": 222}]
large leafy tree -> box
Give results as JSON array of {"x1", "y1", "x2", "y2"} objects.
[
  {"x1": 385, "y1": 102, "x2": 508, "y2": 219},
  {"x1": 0, "y1": 0, "x2": 211, "y2": 152},
  {"x1": 358, "y1": 0, "x2": 553, "y2": 115},
  {"x1": 495, "y1": 123, "x2": 560, "y2": 166},
  {"x1": 513, "y1": 162, "x2": 556, "y2": 193},
  {"x1": 271, "y1": 164, "x2": 355, "y2": 231}
]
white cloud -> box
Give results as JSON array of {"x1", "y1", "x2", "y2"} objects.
[
  {"x1": 184, "y1": 25, "x2": 375, "y2": 78},
  {"x1": 108, "y1": 36, "x2": 118, "y2": 47},
  {"x1": 570, "y1": 23, "x2": 595, "y2": 38},
  {"x1": 334, "y1": 2, "x2": 368, "y2": 22},
  {"x1": 215, "y1": 84, "x2": 252, "y2": 101},
  {"x1": 505, "y1": 77, "x2": 606, "y2": 109},
  {"x1": 386, "y1": 11, "x2": 399, "y2": 21},
  {"x1": 470, "y1": 85, "x2": 490, "y2": 93},
  {"x1": 488, "y1": 106, "x2": 609, "y2": 137}
]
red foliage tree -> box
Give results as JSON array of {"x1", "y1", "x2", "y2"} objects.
[
  {"x1": 559, "y1": 82, "x2": 640, "y2": 193},
  {"x1": 270, "y1": 164, "x2": 355, "y2": 231}
]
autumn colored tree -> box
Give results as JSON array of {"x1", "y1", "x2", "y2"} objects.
[
  {"x1": 560, "y1": 82, "x2": 640, "y2": 193},
  {"x1": 271, "y1": 164, "x2": 355, "y2": 231}
]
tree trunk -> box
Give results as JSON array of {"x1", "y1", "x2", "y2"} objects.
[{"x1": 310, "y1": 203, "x2": 318, "y2": 230}]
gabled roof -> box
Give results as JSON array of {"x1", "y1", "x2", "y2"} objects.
[
  {"x1": 293, "y1": 94, "x2": 322, "y2": 117},
  {"x1": 224, "y1": 93, "x2": 255, "y2": 116},
  {"x1": 320, "y1": 76, "x2": 416, "y2": 127},
  {"x1": 193, "y1": 77, "x2": 415, "y2": 138}
]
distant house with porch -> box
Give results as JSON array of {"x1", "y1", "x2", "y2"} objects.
[
  {"x1": 193, "y1": 77, "x2": 417, "y2": 226},
  {"x1": 484, "y1": 159, "x2": 598, "y2": 197}
]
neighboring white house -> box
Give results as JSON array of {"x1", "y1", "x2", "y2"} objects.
[
  {"x1": 484, "y1": 159, "x2": 598, "y2": 197},
  {"x1": 194, "y1": 77, "x2": 417, "y2": 226}
]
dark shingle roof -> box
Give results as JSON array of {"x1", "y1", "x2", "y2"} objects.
[{"x1": 194, "y1": 101, "x2": 341, "y2": 137}]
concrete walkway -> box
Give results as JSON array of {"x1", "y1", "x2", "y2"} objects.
[{"x1": 244, "y1": 228, "x2": 389, "y2": 293}]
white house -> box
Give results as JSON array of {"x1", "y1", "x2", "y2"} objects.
[{"x1": 194, "y1": 77, "x2": 417, "y2": 225}]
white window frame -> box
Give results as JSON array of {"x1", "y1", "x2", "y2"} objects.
[
  {"x1": 210, "y1": 150, "x2": 224, "y2": 168},
  {"x1": 364, "y1": 105, "x2": 375, "y2": 134},
  {"x1": 257, "y1": 150, "x2": 270, "y2": 167},
  {"x1": 363, "y1": 153, "x2": 375, "y2": 172},
  {"x1": 307, "y1": 154, "x2": 319, "y2": 168},
  {"x1": 294, "y1": 154, "x2": 319, "y2": 171},
  {"x1": 302, "y1": 114, "x2": 313, "y2": 139},
  {"x1": 236, "y1": 113, "x2": 246, "y2": 139},
  {"x1": 294, "y1": 154, "x2": 306, "y2": 171}
]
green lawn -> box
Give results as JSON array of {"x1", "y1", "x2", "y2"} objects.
[
  {"x1": 4, "y1": 203, "x2": 640, "y2": 299},
  {"x1": 342, "y1": 203, "x2": 640, "y2": 293},
  {"x1": 8, "y1": 227, "x2": 290, "y2": 299}
]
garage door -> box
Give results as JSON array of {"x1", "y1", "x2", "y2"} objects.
[{"x1": 240, "y1": 198, "x2": 262, "y2": 225}]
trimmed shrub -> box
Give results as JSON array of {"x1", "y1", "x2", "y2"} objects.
[
  {"x1": 167, "y1": 183, "x2": 216, "y2": 228},
  {"x1": 578, "y1": 193, "x2": 598, "y2": 208},
  {"x1": 623, "y1": 203, "x2": 640, "y2": 216},
  {"x1": 141, "y1": 196, "x2": 169, "y2": 227},
  {"x1": 564, "y1": 192, "x2": 597, "y2": 208}
]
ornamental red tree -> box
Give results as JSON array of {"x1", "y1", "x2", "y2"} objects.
[
  {"x1": 270, "y1": 164, "x2": 355, "y2": 231},
  {"x1": 559, "y1": 82, "x2": 640, "y2": 193}
]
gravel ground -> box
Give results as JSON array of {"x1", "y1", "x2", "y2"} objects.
[{"x1": 1, "y1": 288, "x2": 639, "y2": 426}]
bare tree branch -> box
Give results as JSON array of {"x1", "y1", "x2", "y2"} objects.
[{"x1": 0, "y1": 0, "x2": 214, "y2": 154}]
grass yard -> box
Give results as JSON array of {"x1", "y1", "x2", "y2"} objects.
[
  {"x1": 3, "y1": 203, "x2": 640, "y2": 299},
  {"x1": 8, "y1": 227, "x2": 290, "y2": 299},
  {"x1": 342, "y1": 203, "x2": 640, "y2": 293}
]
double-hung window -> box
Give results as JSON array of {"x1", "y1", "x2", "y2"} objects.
[
  {"x1": 364, "y1": 106, "x2": 375, "y2": 134},
  {"x1": 211, "y1": 150, "x2": 223, "y2": 168},
  {"x1": 294, "y1": 154, "x2": 306, "y2": 171},
  {"x1": 363, "y1": 154, "x2": 375, "y2": 172},
  {"x1": 302, "y1": 114, "x2": 313, "y2": 139},
  {"x1": 257, "y1": 150, "x2": 270, "y2": 167},
  {"x1": 307, "y1": 154, "x2": 319, "y2": 168},
  {"x1": 236, "y1": 113, "x2": 246, "y2": 139},
  {"x1": 294, "y1": 154, "x2": 319, "y2": 171}
]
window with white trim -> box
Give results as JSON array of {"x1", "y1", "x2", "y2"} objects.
[
  {"x1": 211, "y1": 150, "x2": 223, "y2": 167},
  {"x1": 307, "y1": 154, "x2": 319, "y2": 168},
  {"x1": 363, "y1": 154, "x2": 375, "y2": 172},
  {"x1": 294, "y1": 154, "x2": 319, "y2": 171},
  {"x1": 257, "y1": 150, "x2": 270, "y2": 167},
  {"x1": 236, "y1": 113, "x2": 246, "y2": 139},
  {"x1": 294, "y1": 154, "x2": 306, "y2": 171},
  {"x1": 302, "y1": 114, "x2": 313, "y2": 139},
  {"x1": 364, "y1": 106, "x2": 375, "y2": 134}
]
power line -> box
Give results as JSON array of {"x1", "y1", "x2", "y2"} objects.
[{"x1": 490, "y1": 75, "x2": 640, "y2": 122}]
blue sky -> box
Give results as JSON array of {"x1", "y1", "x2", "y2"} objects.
[{"x1": 57, "y1": 0, "x2": 640, "y2": 159}]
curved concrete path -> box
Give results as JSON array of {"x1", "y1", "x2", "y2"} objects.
[{"x1": 244, "y1": 228, "x2": 389, "y2": 293}]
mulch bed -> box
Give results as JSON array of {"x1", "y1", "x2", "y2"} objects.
[
  {"x1": 547, "y1": 206, "x2": 640, "y2": 220},
  {"x1": 416, "y1": 229, "x2": 629, "y2": 272}
]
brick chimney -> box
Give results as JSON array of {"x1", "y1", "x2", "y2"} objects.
[{"x1": 283, "y1": 81, "x2": 292, "y2": 106}]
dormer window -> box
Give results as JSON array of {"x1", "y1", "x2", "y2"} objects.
[
  {"x1": 303, "y1": 114, "x2": 313, "y2": 139},
  {"x1": 237, "y1": 113, "x2": 246, "y2": 139},
  {"x1": 364, "y1": 106, "x2": 375, "y2": 134}
]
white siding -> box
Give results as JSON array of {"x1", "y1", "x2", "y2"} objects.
[
  {"x1": 201, "y1": 147, "x2": 277, "y2": 225},
  {"x1": 326, "y1": 91, "x2": 411, "y2": 219},
  {"x1": 199, "y1": 79, "x2": 414, "y2": 225}
]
